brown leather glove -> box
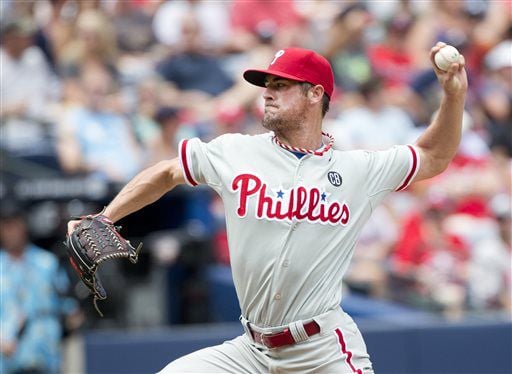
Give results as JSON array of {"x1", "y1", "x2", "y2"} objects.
[{"x1": 66, "y1": 214, "x2": 142, "y2": 316}]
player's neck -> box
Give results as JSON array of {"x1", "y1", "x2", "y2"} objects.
[{"x1": 274, "y1": 127, "x2": 323, "y2": 151}]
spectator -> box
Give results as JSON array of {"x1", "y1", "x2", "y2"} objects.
[
  {"x1": 392, "y1": 195, "x2": 452, "y2": 273},
  {"x1": 152, "y1": 0, "x2": 231, "y2": 52},
  {"x1": 156, "y1": 12, "x2": 234, "y2": 102},
  {"x1": 58, "y1": 8, "x2": 118, "y2": 80},
  {"x1": 416, "y1": 232, "x2": 469, "y2": 319},
  {"x1": 479, "y1": 38, "x2": 512, "y2": 157},
  {"x1": 390, "y1": 195, "x2": 468, "y2": 318},
  {"x1": 146, "y1": 106, "x2": 182, "y2": 166},
  {"x1": 0, "y1": 200, "x2": 82, "y2": 374},
  {"x1": 0, "y1": 16, "x2": 60, "y2": 155},
  {"x1": 130, "y1": 77, "x2": 166, "y2": 147},
  {"x1": 327, "y1": 76, "x2": 416, "y2": 150},
  {"x1": 467, "y1": 194, "x2": 511, "y2": 312},
  {"x1": 367, "y1": 13, "x2": 416, "y2": 90},
  {"x1": 56, "y1": 64, "x2": 143, "y2": 182},
  {"x1": 110, "y1": 0, "x2": 162, "y2": 85},
  {"x1": 294, "y1": 1, "x2": 346, "y2": 53},
  {"x1": 229, "y1": 0, "x2": 307, "y2": 51},
  {"x1": 112, "y1": 0, "x2": 156, "y2": 55},
  {"x1": 213, "y1": 103, "x2": 247, "y2": 137},
  {"x1": 2, "y1": 0, "x2": 62, "y2": 72},
  {"x1": 423, "y1": 113, "x2": 503, "y2": 226},
  {"x1": 323, "y1": 3, "x2": 373, "y2": 95},
  {"x1": 343, "y1": 204, "x2": 399, "y2": 298}
]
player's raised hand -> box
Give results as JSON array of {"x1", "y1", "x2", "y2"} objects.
[{"x1": 430, "y1": 42, "x2": 468, "y2": 97}]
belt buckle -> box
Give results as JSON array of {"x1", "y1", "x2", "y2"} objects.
[
  {"x1": 260, "y1": 332, "x2": 273, "y2": 348},
  {"x1": 261, "y1": 327, "x2": 290, "y2": 348}
]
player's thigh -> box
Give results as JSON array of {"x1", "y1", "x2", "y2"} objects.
[
  {"x1": 280, "y1": 321, "x2": 374, "y2": 373},
  {"x1": 158, "y1": 335, "x2": 267, "y2": 373},
  {"x1": 314, "y1": 324, "x2": 374, "y2": 374}
]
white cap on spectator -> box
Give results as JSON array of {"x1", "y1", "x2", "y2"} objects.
[
  {"x1": 489, "y1": 193, "x2": 511, "y2": 220},
  {"x1": 484, "y1": 40, "x2": 512, "y2": 71}
]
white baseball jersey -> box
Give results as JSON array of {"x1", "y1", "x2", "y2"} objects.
[{"x1": 179, "y1": 132, "x2": 419, "y2": 328}]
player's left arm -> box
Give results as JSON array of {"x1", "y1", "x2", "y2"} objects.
[{"x1": 412, "y1": 42, "x2": 468, "y2": 183}]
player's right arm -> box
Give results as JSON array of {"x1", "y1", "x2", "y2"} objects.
[{"x1": 67, "y1": 158, "x2": 185, "y2": 234}]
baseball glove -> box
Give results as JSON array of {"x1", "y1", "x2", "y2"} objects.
[{"x1": 65, "y1": 213, "x2": 142, "y2": 316}]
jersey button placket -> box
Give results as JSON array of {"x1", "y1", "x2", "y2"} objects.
[
  {"x1": 273, "y1": 159, "x2": 300, "y2": 305},
  {"x1": 295, "y1": 159, "x2": 304, "y2": 185},
  {"x1": 292, "y1": 160, "x2": 303, "y2": 232}
]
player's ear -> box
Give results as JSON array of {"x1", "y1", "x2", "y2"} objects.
[{"x1": 309, "y1": 85, "x2": 324, "y2": 103}]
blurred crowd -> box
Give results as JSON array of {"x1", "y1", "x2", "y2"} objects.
[{"x1": 0, "y1": 0, "x2": 511, "y2": 371}]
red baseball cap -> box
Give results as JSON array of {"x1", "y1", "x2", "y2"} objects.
[{"x1": 243, "y1": 47, "x2": 334, "y2": 98}]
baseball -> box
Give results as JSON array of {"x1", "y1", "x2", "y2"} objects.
[{"x1": 434, "y1": 45, "x2": 461, "y2": 71}]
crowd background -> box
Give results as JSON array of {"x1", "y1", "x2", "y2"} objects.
[{"x1": 0, "y1": 0, "x2": 510, "y2": 372}]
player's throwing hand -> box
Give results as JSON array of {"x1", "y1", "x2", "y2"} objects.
[{"x1": 431, "y1": 42, "x2": 468, "y2": 97}]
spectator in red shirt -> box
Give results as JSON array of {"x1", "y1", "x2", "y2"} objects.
[
  {"x1": 368, "y1": 13, "x2": 416, "y2": 90},
  {"x1": 229, "y1": 0, "x2": 306, "y2": 51}
]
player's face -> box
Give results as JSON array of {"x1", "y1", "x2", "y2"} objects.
[{"x1": 261, "y1": 77, "x2": 309, "y2": 133}]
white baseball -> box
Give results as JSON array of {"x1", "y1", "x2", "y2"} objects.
[{"x1": 434, "y1": 45, "x2": 461, "y2": 71}]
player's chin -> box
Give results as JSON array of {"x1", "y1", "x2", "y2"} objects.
[
  {"x1": 263, "y1": 108, "x2": 277, "y2": 118},
  {"x1": 262, "y1": 116, "x2": 281, "y2": 131}
]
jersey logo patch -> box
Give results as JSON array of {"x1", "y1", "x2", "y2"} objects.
[
  {"x1": 231, "y1": 173, "x2": 350, "y2": 226},
  {"x1": 327, "y1": 171, "x2": 342, "y2": 187}
]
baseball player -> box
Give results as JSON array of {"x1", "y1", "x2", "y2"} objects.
[{"x1": 68, "y1": 42, "x2": 467, "y2": 373}]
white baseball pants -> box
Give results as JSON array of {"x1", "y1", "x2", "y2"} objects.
[{"x1": 159, "y1": 307, "x2": 374, "y2": 374}]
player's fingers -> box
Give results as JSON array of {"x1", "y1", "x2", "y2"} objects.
[
  {"x1": 458, "y1": 54, "x2": 466, "y2": 71},
  {"x1": 447, "y1": 53, "x2": 465, "y2": 75},
  {"x1": 430, "y1": 42, "x2": 446, "y2": 56},
  {"x1": 430, "y1": 45, "x2": 440, "y2": 59},
  {"x1": 447, "y1": 62, "x2": 459, "y2": 76},
  {"x1": 430, "y1": 42, "x2": 448, "y2": 72}
]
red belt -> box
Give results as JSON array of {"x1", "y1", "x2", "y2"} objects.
[{"x1": 248, "y1": 321, "x2": 320, "y2": 349}]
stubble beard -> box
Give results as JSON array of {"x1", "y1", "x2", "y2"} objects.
[
  {"x1": 262, "y1": 101, "x2": 308, "y2": 134},
  {"x1": 262, "y1": 114, "x2": 287, "y2": 132}
]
